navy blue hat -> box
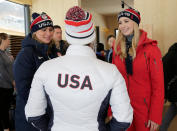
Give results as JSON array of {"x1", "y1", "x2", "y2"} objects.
[{"x1": 30, "y1": 12, "x2": 53, "y2": 33}]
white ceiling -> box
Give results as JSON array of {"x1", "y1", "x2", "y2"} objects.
[{"x1": 81, "y1": 0, "x2": 134, "y2": 16}]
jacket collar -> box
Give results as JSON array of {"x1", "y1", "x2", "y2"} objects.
[
  {"x1": 22, "y1": 33, "x2": 49, "y2": 58},
  {"x1": 66, "y1": 45, "x2": 96, "y2": 58},
  {"x1": 137, "y1": 29, "x2": 157, "y2": 47}
]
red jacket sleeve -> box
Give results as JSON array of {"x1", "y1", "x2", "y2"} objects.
[
  {"x1": 108, "y1": 43, "x2": 116, "y2": 117},
  {"x1": 149, "y1": 45, "x2": 164, "y2": 124},
  {"x1": 112, "y1": 42, "x2": 116, "y2": 65}
]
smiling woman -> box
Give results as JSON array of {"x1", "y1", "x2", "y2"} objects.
[
  {"x1": 13, "y1": 12, "x2": 56, "y2": 131},
  {"x1": 109, "y1": 8, "x2": 164, "y2": 131}
]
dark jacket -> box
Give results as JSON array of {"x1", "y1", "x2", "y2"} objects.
[
  {"x1": 13, "y1": 33, "x2": 51, "y2": 131},
  {"x1": 162, "y1": 43, "x2": 177, "y2": 101},
  {"x1": 105, "y1": 48, "x2": 113, "y2": 63},
  {"x1": 58, "y1": 40, "x2": 69, "y2": 55},
  {"x1": 96, "y1": 52, "x2": 106, "y2": 61},
  {"x1": 51, "y1": 40, "x2": 69, "y2": 57}
]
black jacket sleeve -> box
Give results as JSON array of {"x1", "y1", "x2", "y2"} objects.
[{"x1": 162, "y1": 43, "x2": 177, "y2": 98}]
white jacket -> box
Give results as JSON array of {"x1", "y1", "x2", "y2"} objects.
[{"x1": 25, "y1": 45, "x2": 133, "y2": 131}]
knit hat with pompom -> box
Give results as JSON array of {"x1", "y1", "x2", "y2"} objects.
[
  {"x1": 118, "y1": 8, "x2": 141, "y2": 25},
  {"x1": 65, "y1": 6, "x2": 95, "y2": 45},
  {"x1": 30, "y1": 12, "x2": 53, "y2": 33}
]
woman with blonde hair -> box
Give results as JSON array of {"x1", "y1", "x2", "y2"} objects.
[
  {"x1": 110, "y1": 8, "x2": 164, "y2": 131},
  {"x1": 13, "y1": 12, "x2": 55, "y2": 131}
]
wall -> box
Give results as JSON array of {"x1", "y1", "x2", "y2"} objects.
[
  {"x1": 162, "y1": 0, "x2": 177, "y2": 54},
  {"x1": 0, "y1": 28, "x2": 25, "y2": 36},
  {"x1": 31, "y1": 0, "x2": 80, "y2": 40},
  {"x1": 104, "y1": 15, "x2": 118, "y2": 49},
  {"x1": 134, "y1": 0, "x2": 177, "y2": 55},
  {"x1": 89, "y1": 11, "x2": 108, "y2": 45},
  {"x1": 105, "y1": 15, "x2": 118, "y2": 35},
  {"x1": 81, "y1": 6, "x2": 108, "y2": 47},
  {"x1": 9, "y1": 0, "x2": 32, "y2": 5}
]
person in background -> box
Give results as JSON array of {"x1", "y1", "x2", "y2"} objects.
[
  {"x1": 96, "y1": 42, "x2": 105, "y2": 61},
  {"x1": 52, "y1": 25, "x2": 69, "y2": 56},
  {"x1": 25, "y1": 6, "x2": 133, "y2": 131},
  {"x1": 13, "y1": 12, "x2": 54, "y2": 131},
  {"x1": 0, "y1": 33, "x2": 14, "y2": 131},
  {"x1": 105, "y1": 35, "x2": 116, "y2": 63},
  {"x1": 110, "y1": 8, "x2": 164, "y2": 131},
  {"x1": 159, "y1": 43, "x2": 177, "y2": 131}
]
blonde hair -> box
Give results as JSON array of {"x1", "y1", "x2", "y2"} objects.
[
  {"x1": 32, "y1": 33, "x2": 44, "y2": 44},
  {"x1": 114, "y1": 22, "x2": 140, "y2": 59}
]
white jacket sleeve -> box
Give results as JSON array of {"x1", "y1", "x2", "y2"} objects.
[
  {"x1": 25, "y1": 64, "x2": 47, "y2": 120},
  {"x1": 109, "y1": 65, "x2": 133, "y2": 130}
]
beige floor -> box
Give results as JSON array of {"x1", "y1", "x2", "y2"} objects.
[{"x1": 162, "y1": 105, "x2": 177, "y2": 131}]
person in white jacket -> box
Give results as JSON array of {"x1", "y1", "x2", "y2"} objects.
[{"x1": 25, "y1": 6, "x2": 133, "y2": 131}]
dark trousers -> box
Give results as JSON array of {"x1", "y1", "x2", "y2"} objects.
[
  {"x1": 0, "y1": 88, "x2": 14, "y2": 129},
  {"x1": 159, "y1": 103, "x2": 177, "y2": 131},
  {"x1": 15, "y1": 95, "x2": 38, "y2": 131}
]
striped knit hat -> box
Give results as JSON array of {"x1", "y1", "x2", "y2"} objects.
[
  {"x1": 118, "y1": 8, "x2": 141, "y2": 25},
  {"x1": 30, "y1": 12, "x2": 53, "y2": 33},
  {"x1": 65, "y1": 6, "x2": 95, "y2": 45}
]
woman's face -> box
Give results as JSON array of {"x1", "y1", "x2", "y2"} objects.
[
  {"x1": 108, "y1": 37, "x2": 115, "y2": 48},
  {"x1": 118, "y1": 17, "x2": 134, "y2": 36},
  {"x1": 2, "y1": 38, "x2": 10, "y2": 49},
  {"x1": 35, "y1": 27, "x2": 54, "y2": 44}
]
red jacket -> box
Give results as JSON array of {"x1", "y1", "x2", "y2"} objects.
[{"x1": 112, "y1": 29, "x2": 164, "y2": 125}]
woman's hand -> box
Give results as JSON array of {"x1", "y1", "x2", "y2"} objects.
[
  {"x1": 57, "y1": 52, "x2": 62, "y2": 57},
  {"x1": 105, "y1": 116, "x2": 112, "y2": 123},
  {"x1": 147, "y1": 120, "x2": 159, "y2": 131},
  {"x1": 12, "y1": 80, "x2": 15, "y2": 87}
]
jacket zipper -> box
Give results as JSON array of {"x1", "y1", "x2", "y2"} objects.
[
  {"x1": 154, "y1": 59, "x2": 158, "y2": 69},
  {"x1": 144, "y1": 98, "x2": 149, "y2": 113},
  {"x1": 144, "y1": 52, "x2": 148, "y2": 70},
  {"x1": 144, "y1": 98, "x2": 149, "y2": 127}
]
